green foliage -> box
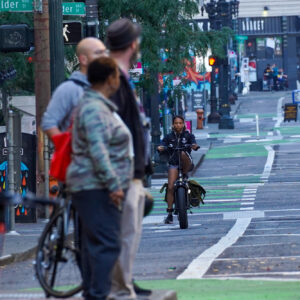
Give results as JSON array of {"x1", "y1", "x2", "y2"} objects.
[
  {"x1": 0, "y1": 12, "x2": 34, "y2": 94},
  {"x1": 98, "y1": 0, "x2": 231, "y2": 90}
]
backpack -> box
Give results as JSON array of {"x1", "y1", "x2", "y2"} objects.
[
  {"x1": 159, "y1": 180, "x2": 206, "y2": 207},
  {"x1": 188, "y1": 180, "x2": 206, "y2": 207}
]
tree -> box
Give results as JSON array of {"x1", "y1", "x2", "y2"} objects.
[{"x1": 98, "y1": 0, "x2": 231, "y2": 90}]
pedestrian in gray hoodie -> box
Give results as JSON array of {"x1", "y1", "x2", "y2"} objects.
[{"x1": 41, "y1": 37, "x2": 107, "y2": 138}]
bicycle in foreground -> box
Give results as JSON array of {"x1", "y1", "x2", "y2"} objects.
[{"x1": 0, "y1": 191, "x2": 83, "y2": 298}]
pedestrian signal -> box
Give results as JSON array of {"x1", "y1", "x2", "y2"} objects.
[
  {"x1": 63, "y1": 21, "x2": 83, "y2": 45},
  {"x1": 208, "y1": 55, "x2": 219, "y2": 67}
]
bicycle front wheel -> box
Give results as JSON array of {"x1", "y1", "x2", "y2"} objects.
[
  {"x1": 35, "y1": 207, "x2": 83, "y2": 298},
  {"x1": 176, "y1": 187, "x2": 188, "y2": 229}
]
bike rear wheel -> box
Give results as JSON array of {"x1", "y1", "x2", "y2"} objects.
[
  {"x1": 176, "y1": 187, "x2": 188, "y2": 229},
  {"x1": 35, "y1": 207, "x2": 83, "y2": 298}
]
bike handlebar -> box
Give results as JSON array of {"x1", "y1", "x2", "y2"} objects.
[{"x1": 161, "y1": 144, "x2": 199, "y2": 151}]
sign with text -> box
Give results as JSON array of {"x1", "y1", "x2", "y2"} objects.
[
  {"x1": 62, "y1": 2, "x2": 85, "y2": 16},
  {"x1": 0, "y1": 0, "x2": 32, "y2": 12},
  {"x1": 0, "y1": 1, "x2": 86, "y2": 15},
  {"x1": 192, "y1": 91, "x2": 204, "y2": 110},
  {"x1": 284, "y1": 104, "x2": 297, "y2": 122}
]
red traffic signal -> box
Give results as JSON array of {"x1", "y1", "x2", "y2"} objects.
[{"x1": 208, "y1": 55, "x2": 219, "y2": 67}]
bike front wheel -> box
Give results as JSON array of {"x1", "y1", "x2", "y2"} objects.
[
  {"x1": 35, "y1": 207, "x2": 83, "y2": 298},
  {"x1": 176, "y1": 187, "x2": 188, "y2": 229}
]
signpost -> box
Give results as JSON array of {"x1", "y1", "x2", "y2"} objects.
[
  {"x1": 283, "y1": 104, "x2": 297, "y2": 122},
  {"x1": 0, "y1": 1, "x2": 86, "y2": 15}
]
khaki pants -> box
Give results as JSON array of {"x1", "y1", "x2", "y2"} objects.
[{"x1": 109, "y1": 179, "x2": 145, "y2": 300}]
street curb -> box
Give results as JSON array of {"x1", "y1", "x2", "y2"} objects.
[{"x1": 0, "y1": 245, "x2": 37, "y2": 266}]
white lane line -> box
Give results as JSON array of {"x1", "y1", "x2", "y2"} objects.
[
  {"x1": 241, "y1": 202, "x2": 254, "y2": 206},
  {"x1": 143, "y1": 215, "x2": 164, "y2": 224},
  {"x1": 275, "y1": 96, "x2": 284, "y2": 128},
  {"x1": 0, "y1": 294, "x2": 81, "y2": 299},
  {"x1": 177, "y1": 218, "x2": 251, "y2": 279},
  {"x1": 243, "y1": 233, "x2": 300, "y2": 237},
  {"x1": 240, "y1": 207, "x2": 254, "y2": 210},
  {"x1": 228, "y1": 183, "x2": 264, "y2": 187},
  {"x1": 204, "y1": 271, "x2": 300, "y2": 278},
  {"x1": 261, "y1": 145, "x2": 275, "y2": 180},
  {"x1": 215, "y1": 255, "x2": 300, "y2": 260},
  {"x1": 205, "y1": 200, "x2": 241, "y2": 203}
]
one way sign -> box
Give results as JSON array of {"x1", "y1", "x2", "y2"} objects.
[{"x1": 63, "y1": 21, "x2": 83, "y2": 45}]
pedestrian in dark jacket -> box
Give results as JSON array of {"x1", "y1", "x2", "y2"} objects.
[
  {"x1": 157, "y1": 115, "x2": 199, "y2": 224},
  {"x1": 106, "y1": 18, "x2": 151, "y2": 299}
]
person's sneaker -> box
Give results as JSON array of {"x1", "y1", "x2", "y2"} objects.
[
  {"x1": 164, "y1": 213, "x2": 173, "y2": 224},
  {"x1": 133, "y1": 280, "x2": 152, "y2": 296}
]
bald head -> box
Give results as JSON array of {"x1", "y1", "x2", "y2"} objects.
[{"x1": 76, "y1": 37, "x2": 107, "y2": 74}]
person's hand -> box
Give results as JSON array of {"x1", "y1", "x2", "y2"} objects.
[
  {"x1": 157, "y1": 146, "x2": 165, "y2": 152},
  {"x1": 109, "y1": 189, "x2": 124, "y2": 210},
  {"x1": 192, "y1": 144, "x2": 200, "y2": 151}
]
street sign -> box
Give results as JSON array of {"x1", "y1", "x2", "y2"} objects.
[
  {"x1": 0, "y1": 1, "x2": 86, "y2": 15},
  {"x1": 63, "y1": 21, "x2": 83, "y2": 45},
  {"x1": 192, "y1": 91, "x2": 204, "y2": 110},
  {"x1": 283, "y1": 104, "x2": 297, "y2": 122},
  {"x1": 62, "y1": 2, "x2": 85, "y2": 16},
  {"x1": 235, "y1": 35, "x2": 248, "y2": 42},
  {"x1": 0, "y1": 0, "x2": 33, "y2": 12}
]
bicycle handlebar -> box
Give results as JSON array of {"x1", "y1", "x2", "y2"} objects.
[{"x1": 164, "y1": 144, "x2": 199, "y2": 151}]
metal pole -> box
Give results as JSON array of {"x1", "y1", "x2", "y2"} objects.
[
  {"x1": 49, "y1": 0, "x2": 65, "y2": 92},
  {"x1": 7, "y1": 110, "x2": 15, "y2": 231},
  {"x1": 208, "y1": 66, "x2": 220, "y2": 123}
]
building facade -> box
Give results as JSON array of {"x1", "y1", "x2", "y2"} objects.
[{"x1": 195, "y1": 0, "x2": 300, "y2": 90}]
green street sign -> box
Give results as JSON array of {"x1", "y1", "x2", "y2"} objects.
[
  {"x1": 0, "y1": 0, "x2": 33, "y2": 12},
  {"x1": 62, "y1": 2, "x2": 85, "y2": 16},
  {"x1": 235, "y1": 35, "x2": 248, "y2": 42},
  {"x1": 0, "y1": 1, "x2": 86, "y2": 15}
]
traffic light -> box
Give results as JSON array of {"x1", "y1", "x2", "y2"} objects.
[
  {"x1": 208, "y1": 55, "x2": 219, "y2": 67},
  {"x1": 0, "y1": 24, "x2": 33, "y2": 52}
]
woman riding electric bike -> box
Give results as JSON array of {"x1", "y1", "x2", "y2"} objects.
[{"x1": 157, "y1": 115, "x2": 199, "y2": 224}]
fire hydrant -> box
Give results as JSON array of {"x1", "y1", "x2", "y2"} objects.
[{"x1": 196, "y1": 108, "x2": 204, "y2": 129}]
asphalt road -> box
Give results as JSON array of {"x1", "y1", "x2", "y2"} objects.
[
  {"x1": 134, "y1": 91, "x2": 300, "y2": 281},
  {"x1": 1, "y1": 91, "x2": 300, "y2": 298}
]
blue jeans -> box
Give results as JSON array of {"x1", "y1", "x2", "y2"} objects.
[{"x1": 72, "y1": 189, "x2": 122, "y2": 300}]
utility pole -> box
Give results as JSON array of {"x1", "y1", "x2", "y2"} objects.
[{"x1": 34, "y1": 1, "x2": 51, "y2": 200}]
